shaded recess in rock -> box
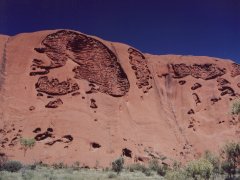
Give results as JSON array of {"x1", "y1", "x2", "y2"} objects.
[
  {"x1": 179, "y1": 80, "x2": 186, "y2": 85},
  {"x1": 35, "y1": 131, "x2": 52, "y2": 141},
  {"x1": 217, "y1": 78, "x2": 230, "y2": 86},
  {"x1": 33, "y1": 128, "x2": 41, "y2": 133},
  {"x1": 218, "y1": 86, "x2": 235, "y2": 96},
  {"x1": 90, "y1": 99, "x2": 97, "y2": 109},
  {"x1": 90, "y1": 142, "x2": 101, "y2": 148},
  {"x1": 191, "y1": 83, "x2": 202, "y2": 90},
  {"x1": 187, "y1": 109, "x2": 195, "y2": 115},
  {"x1": 192, "y1": 93, "x2": 201, "y2": 104},
  {"x1": 122, "y1": 148, "x2": 132, "y2": 158},
  {"x1": 45, "y1": 98, "x2": 63, "y2": 108}
]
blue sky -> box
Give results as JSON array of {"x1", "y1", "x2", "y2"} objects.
[{"x1": 0, "y1": 0, "x2": 239, "y2": 62}]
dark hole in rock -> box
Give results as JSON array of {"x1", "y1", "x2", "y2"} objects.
[
  {"x1": 90, "y1": 99, "x2": 98, "y2": 109},
  {"x1": 29, "y1": 106, "x2": 35, "y2": 111},
  {"x1": 33, "y1": 128, "x2": 41, "y2": 133},
  {"x1": 94, "y1": 119, "x2": 98, "y2": 122},
  {"x1": 35, "y1": 132, "x2": 52, "y2": 141},
  {"x1": 192, "y1": 93, "x2": 201, "y2": 104},
  {"x1": 91, "y1": 142, "x2": 101, "y2": 148},
  {"x1": 86, "y1": 90, "x2": 93, "y2": 94},
  {"x1": 178, "y1": 80, "x2": 186, "y2": 85},
  {"x1": 122, "y1": 148, "x2": 132, "y2": 158},
  {"x1": 47, "y1": 128, "x2": 53, "y2": 132},
  {"x1": 191, "y1": 83, "x2": 202, "y2": 90},
  {"x1": 188, "y1": 124, "x2": 194, "y2": 128},
  {"x1": 37, "y1": 93, "x2": 43, "y2": 96},
  {"x1": 82, "y1": 96, "x2": 85, "y2": 99},
  {"x1": 89, "y1": 83, "x2": 95, "y2": 87},
  {"x1": 45, "y1": 98, "x2": 63, "y2": 108},
  {"x1": 123, "y1": 138, "x2": 127, "y2": 141},
  {"x1": 34, "y1": 48, "x2": 46, "y2": 53},
  {"x1": 64, "y1": 146, "x2": 68, "y2": 148},
  {"x1": 47, "y1": 96, "x2": 54, "y2": 98},
  {"x1": 137, "y1": 157, "x2": 143, "y2": 162},
  {"x1": 82, "y1": 165, "x2": 90, "y2": 169},
  {"x1": 72, "y1": 92, "x2": 80, "y2": 96},
  {"x1": 0, "y1": 153, "x2": 6, "y2": 157},
  {"x1": 62, "y1": 135, "x2": 73, "y2": 142},
  {"x1": 187, "y1": 109, "x2": 195, "y2": 115},
  {"x1": 45, "y1": 139, "x2": 62, "y2": 145},
  {"x1": 211, "y1": 97, "x2": 220, "y2": 103}
]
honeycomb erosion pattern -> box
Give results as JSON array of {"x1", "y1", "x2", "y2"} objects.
[
  {"x1": 171, "y1": 63, "x2": 225, "y2": 80},
  {"x1": 31, "y1": 30, "x2": 130, "y2": 97},
  {"x1": 128, "y1": 48, "x2": 152, "y2": 93},
  {"x1": 231, "y1": 63, "x2": 240, "y2": 77}
]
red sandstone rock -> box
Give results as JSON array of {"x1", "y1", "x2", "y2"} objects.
[{"x1": 0, "y1": 30, "x2": 239, "y2": 167}]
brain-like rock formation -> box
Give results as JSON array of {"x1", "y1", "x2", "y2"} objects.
[
  {"x1": 32, "y1": 30, "x2": 130, "y2": 97},
  {"x1": 128, "y1": 48, "x2": 152, "y2": 93},
  {"x1": 171, "y1": 63, "x2": 225, "y2": 80},
  {"x1": 35, "y1": 76, "x2": 79, "y2": 95},
  {"x1": 231, "y1": 63, "x2": 240, "y2": 77}
]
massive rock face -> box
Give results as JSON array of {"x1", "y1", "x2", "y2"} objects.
[{"x1": 0, "y1": 30, "x2": 239, "y2": 167}]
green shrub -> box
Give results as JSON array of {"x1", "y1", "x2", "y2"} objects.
[
  {"x1": 0, "y1": 153, "x2": 7, "y2": 170},
  {"x1": 52, "y1": 162, "x2": 67, "y2": 169},
  {"x1": 203, "y1": 150, "x2": 221, "y2": 173},
  {"x1": 21, "y1": 170, "x2": 34, "y2": 180},
  {"x1": 221, "y1": 141, "x2": 240, "y2": 178},
  {"x1": 156, "y1": 164, "x2": 168, "y2": 176},
  {"x1": 2, "y1": 160, "x2": 22, "y2": 172},
  {"x1": 231, "y1": 100, "x2": 240, "y2": 115},
  {"x1": 186, "y1": 158, "x2": 213, "y2": 179},
  {"x1": 127, "y1": 163, "x2": 147, "y2": 172},
  {"x1": 143, "y1": 168, "x2": 152, "y2": 176},
  {"x1": 148, "y1": 159, "x2": 168, "y2": 176},
  {"x1": 108, "y1": 172, "x2": 117, "y2": 178},
  {"x1": 71, "y1": 161, "x2": 80, "y2": 170},
  {"x1": 111, "y1": 157, "x2": 124, "y2": 174},
  {"x1": 221, "y1": 161, "x2": 236, "y2": 178},
  {"x1": 165, "y1": 169, "x2": 187, "y2": 180},
  {"x1": 148, "y1": 159, "x2": 160, "y2": 171},
  {"x1": 20, "y1": 138, "x2": 36, "y2": 156}
]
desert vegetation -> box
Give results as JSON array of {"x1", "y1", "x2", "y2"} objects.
[
  {"x1": 20, "y1": 138, "x2": 36, "y2": 156},
  {"x1": 0, "y1": 141, "x2": 240, "y2": 180}
]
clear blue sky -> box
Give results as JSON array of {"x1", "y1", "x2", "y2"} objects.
[{"x1": 0, "y1": 0, "x2": 239, "y2": 62}]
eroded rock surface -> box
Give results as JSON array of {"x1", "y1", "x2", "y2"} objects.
[
  {"x1": 35, "y1": 76, "x2": 79, "y2": 96},
  {"x1": 171, "y1": 63, "x2": 225, "y2": 80},
  {"x1": 32, "y1": 30, "x2": 130, "y2": 97},
  {"x1": 128, "y1": 48, "x2": 152, "y2": 93},
  {"x1": 231, "y1": 63, "x2": 240, "y2": 77}
]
